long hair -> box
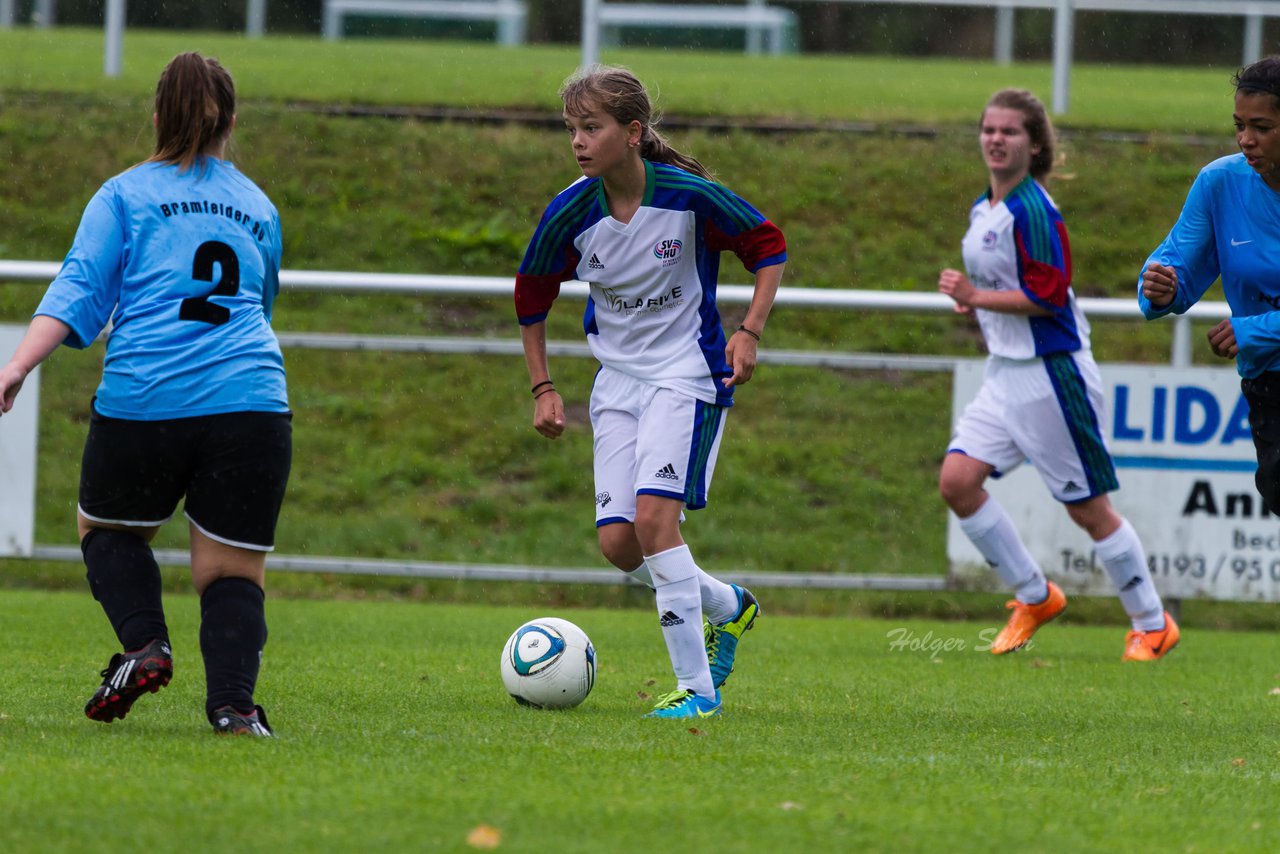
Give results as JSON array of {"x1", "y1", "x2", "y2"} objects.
[
  {"x1": 983, "y1": 88, "x2": 1056, "y2": 183},
  {"x1": 560, "y1": 65, "x2": 713, "y2": 181},
  {"x1": 146, "y1": 52, "x2": 235, "y2": 172},
  {"x1": 1234, "y1": 56, "x2": 1280, "y2": 105}
]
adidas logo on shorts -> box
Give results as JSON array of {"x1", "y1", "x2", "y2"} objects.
[{"x1": 654, "y1": 463, "x2": 679, "y2": 481}]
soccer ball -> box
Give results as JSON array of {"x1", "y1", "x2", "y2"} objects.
[{"x1": 500, "y1": 617, "x2": 596, "y2": 709}]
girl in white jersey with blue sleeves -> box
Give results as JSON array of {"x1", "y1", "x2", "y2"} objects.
[
  {"x1": 0, "y1": 53, "x2": 287, "y2": 736},
  {"x1": 938, "y1": 89, "x2": 1178, "y2": 662},
  {"x1": 515, "y1": 66, "x2": 786, "y2": 719},
  {"x1": 1141, "y1": 57, "x2": 1280, "y2": 515}
]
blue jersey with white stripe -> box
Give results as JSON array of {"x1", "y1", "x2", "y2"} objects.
[
  {"x1": 36, "y1": 159, "x2": 287, "y2": 419},
  {"x1": 1139, "y1": 153, "x2": 1280, "y2": 378}
]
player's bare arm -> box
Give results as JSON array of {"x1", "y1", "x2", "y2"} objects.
[
  {"x1": 938, "y1": 268, "x2": 1050, "y2": 316},
  {"x1": 724, "y1": 262, "x2": 784, "y2": 388},
  {"x1": 519, "y1": 321, "x2": 566, "y2": 439},
  {"x1": 1141, "y1": 262, "x2": 1178, "y2": 308},
  {"x1": 0, "y1": 315, "x2": 70, "y2": 415}
]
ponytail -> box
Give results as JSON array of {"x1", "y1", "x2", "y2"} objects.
[
  {"x1": 147, "y1": 52, "x2": 235, "y2": 172},
  {"x1": 638, "y1": 125, "x2": 713, "y2": 181}
]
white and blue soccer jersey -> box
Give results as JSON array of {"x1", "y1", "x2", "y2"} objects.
[
  {"x1": 514, "y1": 160, "x2": 787, "y2": 406},
  {"x1": 1139, "y1": 153, "x2": 1280, "y2": 378},
  {"x1": 36, "y1": 159, "x2": 287, "y2": 420},
  {"x1": 962, "y1": 176, "x2": 1089, "y2": 360}
]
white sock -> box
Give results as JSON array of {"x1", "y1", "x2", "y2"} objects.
[
  {"x1": 1094, "y1": 518, "x2": 1165, "y2": 631},
  {"x1": 646, "y1": 545, "x2": 715, "y2": 699},
  {"x1": 697, "y1": 569, "x2": 738, "y2": 625},
  {"x1": 957, "y1": 496, "x2": 1048, "y2": 604},
  {"x1": 627, "y1": 562, "x2": 655, "y2": 589}
]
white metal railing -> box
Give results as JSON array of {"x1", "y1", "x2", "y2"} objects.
[
  {"x1": 0, "y1": 260, "x2": 1232, "y2": 587},
  {"x1": 0, "y1": 260, "x2": 1228, "y2": 369}
]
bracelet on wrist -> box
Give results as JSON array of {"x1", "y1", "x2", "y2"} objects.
[
  {"x1": 531, "y1": 380, "x2": 554, "y2": 395},
  {"x1": 736, "y1": 325, "x2": 761, "y2": 342},
  {"x1": 534, "y1": 386, "x2": 557, "y2": 400}
]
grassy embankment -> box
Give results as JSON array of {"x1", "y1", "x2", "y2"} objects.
[{"x1": 3, "y1": 30, "x2": 1264, "y2": 625}]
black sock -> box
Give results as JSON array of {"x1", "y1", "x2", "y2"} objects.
[
  {"x1": 81, "y1": 528, "x2": 169, "y2": 651},
  {"x1": 200, "y1": 577, "x2": 267, "y2": 717}
]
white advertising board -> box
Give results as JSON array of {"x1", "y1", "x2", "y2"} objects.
[
  {"x1": 0, "y1": 324, "x2": 39, "y2": 556},
  {"x1": 947, "y1": 360, "x2": 1280, "y2": 602}
]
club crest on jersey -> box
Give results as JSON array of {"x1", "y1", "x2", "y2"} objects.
[
  {"x1": 653, "y1": 238, "x2": 683, "y2": 267},
  {"x1": 982, "y1": 230, "x2": 998, "y2": 249}
]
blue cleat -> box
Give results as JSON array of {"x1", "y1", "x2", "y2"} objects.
[
  {"x1": 643, "y1": 688, "x2": 722, "y2": 719},
  {"x1": 705, "y1": 585, "x2": 760, "y2": 689}
]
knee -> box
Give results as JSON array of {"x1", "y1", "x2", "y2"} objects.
[
  {"x1": 1065, "y1": 498, "x2": 1121, "y2": 540},
  {"x1": 597, "y1": 523, "x2": 642, "y2": 571},
  {"x1": 938, "y1": 468, "x2": 980, "y2": 514},
  {"x1": 631, "y1": 510, "x2": 668, "y2": 556}
]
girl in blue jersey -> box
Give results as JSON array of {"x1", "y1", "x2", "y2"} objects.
[
  {"x1": 515, "y1": 66, "x2": 786, "y2": 719},
  {"x1": 938, "y1": 89, "x2": 1177, "y2": 661},
  {"x1": 0, "y1": 53, "x2": 287, "y2": 736},
  {"x1": 1141, "y1": 57, "x2": 1280, "y2": 514}
]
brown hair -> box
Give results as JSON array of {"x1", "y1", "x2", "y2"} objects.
[
  {"x1": 560, "y1": 65, "x2": 713, "y2": 181},
  {"x1": 983, "y1": 88, "x2": 1056, "y2": 182},
  {"x1": 147, "y1": 52, "x2": 235, "y2": 172}
]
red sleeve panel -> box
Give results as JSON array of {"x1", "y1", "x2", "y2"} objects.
[
  {"x1": 705, "y1": 219, "x2": 787, "y2": 273},
  {"x1": 1015, "y1": 221, "x2": 1071, "y2": 310}
]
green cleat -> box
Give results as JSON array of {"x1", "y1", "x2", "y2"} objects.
[
  {"x1": 705, "y1": 585, "x2": 760, "y2": 689},
  {"x1": 643, "y1": 688, "x2": 722, "y2": 719}
]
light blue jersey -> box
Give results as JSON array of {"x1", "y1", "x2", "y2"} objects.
[
  {"x1": 36, "y1": 159, "x2": 287, "y2": 419},
  {"x1": 1138, "y1": 153, "x2": 1280, "y2": 378}
]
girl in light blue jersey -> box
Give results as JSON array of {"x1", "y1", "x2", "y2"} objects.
[
  {"x1": 939, "y1": 89, "x2": 1176, "y2": 662},
  {"x1": 515, "y1": 66, "x2": 786, "y2": 719},
  {"x1": 0, "y1": 53, "x2": 287, "y2": 736},
  {"x1": 1141, "y1": 57, "x2": 1280, "y2": 514}
]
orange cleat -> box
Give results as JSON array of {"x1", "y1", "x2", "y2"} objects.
[
  {"x1": 990, "y1": 581, "x2": 1067, "y2": 655},
  {"x1": 1122, "y1": 611, "x2": 1180, "y2": 662}
]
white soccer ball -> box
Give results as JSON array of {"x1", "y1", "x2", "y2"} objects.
[{"x1": 500, "y1": 617, "x2": 596, "y2": 709}]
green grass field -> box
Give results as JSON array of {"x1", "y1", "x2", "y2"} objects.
[{"x1": 2, "y1": 588, "x2": 1278, "y2": 852}]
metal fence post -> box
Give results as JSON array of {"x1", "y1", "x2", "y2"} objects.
[
  {"x1": 994, "y1": 4, "x2": 1014, "y2": 64},
  {"x1": 246, "y1": 0, "x2": 266, "y2": 37},
  {"x1": 581, "y1": 0, "x2": 601, "y2": 67},
  {"x1": 1171, "y1": 314, "x2": 1192, "y2": 369},
  {"x1": 104, "y1": 0, "x2": 125, "y2": 78},
  {"x1": 1244, "y1": 13, "x2": 1262, "y2": 66},
  {"x1": 1052, "y1": 0, "x2": 1073, "y2": 114}
]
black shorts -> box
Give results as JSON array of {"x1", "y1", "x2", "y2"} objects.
[
  {"x1": 1242, "y1": 372, "x2": 1280, "y2": 511},
  {"x1": 79, "y1": 406, "x2": 292, "y2": 551}
]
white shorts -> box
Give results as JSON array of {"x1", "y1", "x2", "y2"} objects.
[
  {"x1": 948, "y1": 351, "x2": 1118, "y2": 503},
  {"x1": 590, "y1": 367, "x2": 728, "y2": 526}
]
